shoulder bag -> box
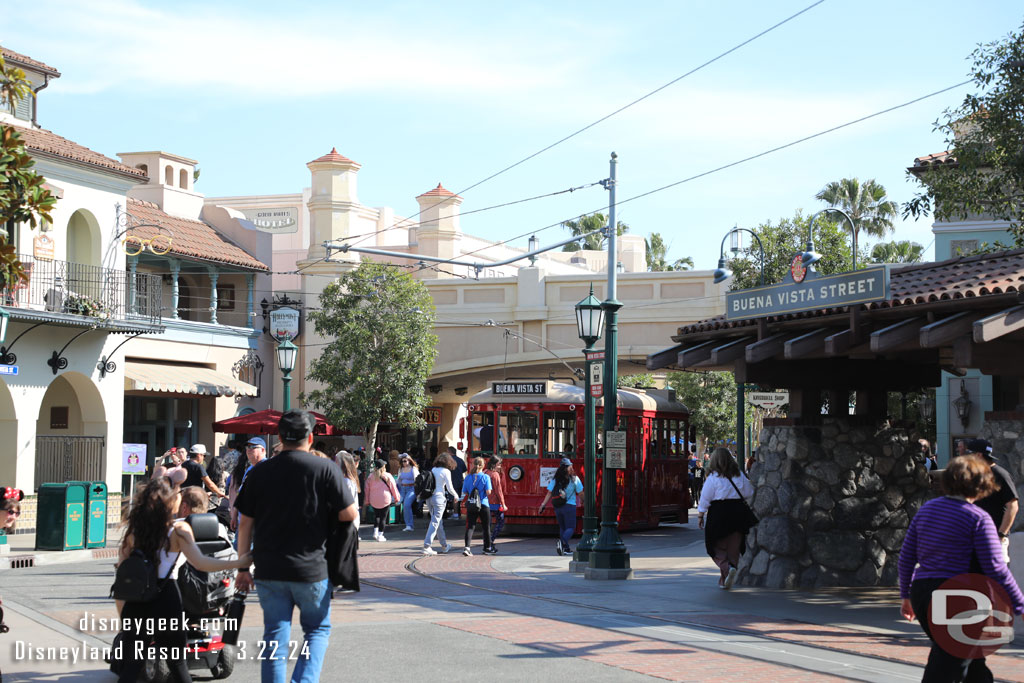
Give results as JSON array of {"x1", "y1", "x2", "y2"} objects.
[
  {"x1": 110, "y1": 549, "x2": 178, "y2": 603},
  {"x1": 727, "y1": 476, "x2": 759, "y2": 532}
]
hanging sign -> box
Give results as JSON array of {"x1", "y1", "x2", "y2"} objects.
[
  {"x1": 606, "y1": 430, "x2": 626, "y2": 469},
  {"x1": 492, "y1": 381, "x2": 546, "y2": 396},
  {"x1": 122, "y1": 443, "x2": 147, "y2": 475},
  {"x1": 589, "y1": 362, "x2": 603, "y2": 398},
  {"x1": 725, "y1": 264, "x2": 889, "y2": 321},
  {"x1": 269, "y1": 307, "x2": 300, "y2": 341},
  {"x1": 747, "y1": 392, "x2": 789, "y2": 409},
  {"x1": 33, "y1": 234, "x2": 54, "y2": 261}
]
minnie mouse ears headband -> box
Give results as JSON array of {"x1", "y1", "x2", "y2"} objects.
[{"x1": 3, "y1": 487, "x2": 24, "y2": 501}]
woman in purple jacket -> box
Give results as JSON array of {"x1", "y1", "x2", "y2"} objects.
[{"x1": 899, "y1": 454, "x2": 1024, "y2": 682}]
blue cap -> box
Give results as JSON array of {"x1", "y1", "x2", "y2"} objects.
[{"x1": 246, "y1": 437, "x2": 267, "y2": 449}]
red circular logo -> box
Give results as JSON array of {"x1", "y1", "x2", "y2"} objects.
[
  {"x1": 790, "y1": 254, "x2": 807, "y2": 283},
  {"x1": 927, "y1": 573, "x2": 1015, "y2": 659}
]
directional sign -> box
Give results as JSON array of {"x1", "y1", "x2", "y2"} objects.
[
  {"x1": 747, "y1": 392, "x2": 789, "y2": 409},
  {"x1": 585, "y1": 350, "x2": 605, "y2": 361},
  {"x1": 589, "y1": 362, "x2": 603, "y2": 398}
]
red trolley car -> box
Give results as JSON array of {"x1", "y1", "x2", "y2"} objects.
[{"x1": 466, "y1": 380, "x2": 690, "y2": 532}]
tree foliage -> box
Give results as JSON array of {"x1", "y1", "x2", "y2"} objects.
[
  {"x1": 645, "y1": 232, "x2": 693, "y2": 271},
  {"x1": 815, "y1": 178, "x2": 898, "y2": 242},
  {"x1": 726, "y1": 212, "x2": 865, "y2": 291},
  {"x1": 303, "y1": 261, "x2": 438, "y2": 454},
  {"x1": 0, "y1": 48, "x2": 56, "y2": 287},
  {"x1": 904, "y1": 23, "x2": 1024, "y2": 238},
  {"x1": 666, "y1": 371, "x2": 746, "y2": 445},
  {"x1": 617, "y1": 373, "x2": 655, "y2": 388},
  {"x1": 561, "y1": 212, "x2": 627, "y2": 251},
  {"x1": 870, "y1": 240, "x2": 925, "y2": 264}
]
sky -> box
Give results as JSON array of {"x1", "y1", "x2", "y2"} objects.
[{"x1": 3, "y1": 0, "x2": 1022, "y2": 268}]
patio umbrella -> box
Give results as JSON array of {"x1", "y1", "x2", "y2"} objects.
[{"x1": 212, "y1": 409, "x2": 338, "y2": 435}]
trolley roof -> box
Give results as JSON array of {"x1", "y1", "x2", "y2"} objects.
[{"x1": 468, "y1": 381, "x2": 689, "y2": 415}]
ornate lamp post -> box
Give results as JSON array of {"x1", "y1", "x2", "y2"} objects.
[
  {"x1": 805, "y1": 208, "x2": 856, "y2": 269},
  {"x1": 276, "y1": 338, "x2": 298, "y2": 412},
  {"x1": 0, "y1": 308, "x2": 8, "y2": 346},
  {"x1": 573, "y1": 286, "x2": 604, "y2": 568}
]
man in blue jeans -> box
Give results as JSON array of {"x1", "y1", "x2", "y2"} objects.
[{"x1": 235, "y1": 410, "x2": 358, "y2": 682}]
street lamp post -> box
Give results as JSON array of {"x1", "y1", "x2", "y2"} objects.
[
  {"x1": 805, "y1": 208, "x2": 856, "y2": 270},
  {"x1": 572, "y1": 286, "x2": 604, "y2": 570},
  {"x1": 587, "y1": 152, "x2": 631, "y2": 580},
  {"x1": 276, "y1": 338, "x2": 297, "y2": 412}
]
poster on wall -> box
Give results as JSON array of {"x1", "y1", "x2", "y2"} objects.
[{"x1": 122, "y1": 443, "x2": 147, "y2": 475}]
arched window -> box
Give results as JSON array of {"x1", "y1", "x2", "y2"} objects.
[
  {"x1": 179, "y1": 168, "x2": 188, "y2": 189},
  {"x1": 137, "y1": 163, "x2": 148, "y2": 177},
  {"x1": 164, "y1": 165, "x2": 173, "y2": 186}
]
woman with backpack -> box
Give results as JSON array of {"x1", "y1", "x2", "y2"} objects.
[
  {"x1": 365, "y1": 459, "x2": 401, "y2": 542},
  {"x1": 114, "y1": 476, "x2": 250, "y2": 682},
  {"x1": 422, "y1": 452, "x2": 458, "y2": 555},
  {"x1": 396, "y1": 454, "x2": 419, "y2": 532},
  {"x1": 537, "y1": 458, "x2": 583, "y2": 556},
  {"x1": 459, "y1": 457, "x2": 494, "y2": 556}
]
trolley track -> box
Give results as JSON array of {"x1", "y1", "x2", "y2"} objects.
[{"x1": 351, "y1": 546, "x2": 929, "y2": 682}]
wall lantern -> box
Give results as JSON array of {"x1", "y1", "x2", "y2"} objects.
[
  {"x1": 953, "y1": 380, "x2": 972, "y2": 430},
  {"x1": 917, "y1": 394, "x2": 935, "y2": 423},
  {"x1": 0, "y1": 307, "x2": 9, "y2": 346}
]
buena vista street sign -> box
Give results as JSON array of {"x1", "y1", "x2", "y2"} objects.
[{"x1": 725, "y1": 259, "x2": 890, "y2": 321}]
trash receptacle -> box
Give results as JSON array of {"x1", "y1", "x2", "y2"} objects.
[
  {"x1": 35, "y1": 482, "x2": 88, "y2": 551},
  {"x1": 73, "y1": 481, "x2": 107, "y2": 548}
]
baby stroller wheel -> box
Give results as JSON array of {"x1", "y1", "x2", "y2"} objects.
[
  {"x1": 142, "y1": 657, "x2": 171, "y2": 683},
  {"x1": 211, "y1": 643, "x2": 237, "y2": 679}
]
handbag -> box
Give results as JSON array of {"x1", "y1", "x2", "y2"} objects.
[
  {"x1": 551, "y1": 480, "x2": 568, "y2": 508},
  {"x1": 727, "y1": 476, "x2": 759, "y2": 532},
  {"x1": 110, "y1": 549, "x2": 178, "y2": 603},
  {"x1": 326, "y1": 517, "x2": 360, "y2": 591}
]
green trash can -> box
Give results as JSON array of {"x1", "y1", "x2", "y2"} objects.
[
  {"x1": 73, "y1": 481, "x2": 108, "y2": 548},
  {"x1": 35, "y1": 482, "x2": 88, "y2": 551}
]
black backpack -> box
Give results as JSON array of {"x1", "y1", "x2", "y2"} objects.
[
  {"x1": 414, "y1": 469, "x2": 435, "y2": 502},
  {"x1": 466, "y1": 475, "x2": 483, "y2": 511},
  {"x1": 110, "y1": 549, "x2": 171, "y2": 603}
]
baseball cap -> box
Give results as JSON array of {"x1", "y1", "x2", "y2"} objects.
[
  {"x1": 246, "y1": 437, "x2": 267, "y2": 449},
  {"x1": 560, "y1": 457, "x2": 573, "y2": 466},
  {"x1": 965, "y1": 438, "x2": 994, "y2": 458},
  {"x1": 278, "y1": 410, "x2": 315, "y2": 442},
  {"x1": 374, "y1": 458, "x2": 387, "y2": 469},
  {"x1": 189, "y1": 444, "x2": 207, "y2": 455}
]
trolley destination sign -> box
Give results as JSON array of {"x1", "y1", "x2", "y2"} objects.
[
  {"x1": 491, "y1": 381, "x2": 547, "y2": 396},
  {"x1": 725, "y1": 265, "x2": 890, "y2": 321}
]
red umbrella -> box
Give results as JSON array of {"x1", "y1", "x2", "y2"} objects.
[{"x1": 212, "y1": 409, "x2": 338, "y2": 436}]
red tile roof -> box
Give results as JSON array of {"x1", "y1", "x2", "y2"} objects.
[
  {"x1": 9, "y1": 123, "x2": 146, "y2": 180},
  {"x1": 309, "y1": 147, "x2": 357, "y2": 164},
  {"x1": 912, "y1": 150, "x2": 955, "y2": 168},
  {"x1": 126, "y1": 198, "x2": 269, "y2": 271},
  {"x1": 675, "y1": 248, "x2": 1024, "y2": 338},
  {"x1": 1, "y1": 47, "x2": 60, "y2": 77},
  {"x1": 417, "y1": 183, "x2": 460, "y2": 199}
]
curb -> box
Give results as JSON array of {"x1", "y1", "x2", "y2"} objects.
[{"x1": 0, "y1": 546, "x2": 118, "y2": 570}]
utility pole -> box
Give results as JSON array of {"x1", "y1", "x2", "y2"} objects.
[{"x1": 586, "y1": 152, "x2": 632, "y2": 580}]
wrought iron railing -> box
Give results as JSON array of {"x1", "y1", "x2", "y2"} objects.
[
  {"x1": 3, "y1": 253, "x2": 161, "y2": 325},
  {"x1": 35, "y1": 435, "x2": 106, "y2": 488}
]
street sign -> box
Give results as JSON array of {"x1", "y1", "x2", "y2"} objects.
[
  {"x1": 606, "y1": 430, "x2": 626, "y2": 448},
  {"x1": 585, "y1": 350, "x2": 605, "y2": 361},
  {"x1": 607, "y1": 448, "x2": 626, "y2": 468},
  {"x1": 0, "y1": 365, "x2": 17, "y2": 375},
  {"x1": 747, "y1": 391, "x2": 789, "y2": 409},
  {"x1": 492, "y1": 381, "x2": 547, "y2": 396},
  {"x1": 590, "y1": 362, "x2": 603, "y2": 398},
  {"x1": 725, "y1": 265, "x2": 889, "y2": 321}
]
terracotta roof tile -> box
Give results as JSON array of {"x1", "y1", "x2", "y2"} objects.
[
  {"x1": 1, "y1": 47, "x2": 60, "y2": 76},
  {"x1": 417, "y1": 183, "x2": 460, "y2": 199},
  {"x1": 126, "y1": 198, "x2": 269, "y2": 271},
  {"x1": 675, "y1": 248, "x2": 1024, "y2": 338},
  {"x1": 10, "y1": 123, "x2": 146, "y2": 180},
  {"x1": 309, "y1": 147, "x2": 357, "y2": 164},
  {"x1": 912, "y1": 150, "x2": 955, "y2": 168}
]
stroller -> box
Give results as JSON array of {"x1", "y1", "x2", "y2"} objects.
[{"x1": 113, "y1": 512, "x2": 245, "y2": 682}]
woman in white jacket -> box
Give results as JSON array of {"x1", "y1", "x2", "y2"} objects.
[
  {"x1": 697, "y1": 447, "x2": 755, "y2": 590},
  {"x1": 422, "y1": 452, "x2": 459, "y2": 555}
]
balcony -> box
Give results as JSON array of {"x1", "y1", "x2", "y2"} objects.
[{"x1": 3, "y1": 253, "x2": 163, "y2": 331}]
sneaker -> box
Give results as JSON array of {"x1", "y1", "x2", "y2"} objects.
[
  {"x1": 556, "y1": 541, "x2": 564, "y2": 556},
  {"x1": 463, "y1": 547, "x2": 473, "y2": 556},
  {"x1": 372, "y1": 530, "x2": 379, "y2": 541},
  {"x1": 403, "y1": 526, "x2": 414, "y2": 532},
  {"x1": 440, "y1": 543, "x2": 453, "y2": 554},
  {"x1": 377, "y1": 534, "x2": 387, "y2": 543},
  {"x1": 422, "y1": 547, "x2": 437, "y2": 555},
  {"x1": 483, "y1": 547, "x2": 498, "y2": 555},
  {"x1": 563, "y1": 545, "x2": 572, "y2": 555},
  {"x1": 724, "y1": 566, "x2": 738, "y2": 590}
]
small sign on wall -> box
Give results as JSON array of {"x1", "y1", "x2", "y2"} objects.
[{"x1": 33, "y1": 234, "x2": 54, "y2": 261}]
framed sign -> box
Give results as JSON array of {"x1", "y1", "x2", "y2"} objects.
[
  {"x1": 269, "y1": 307, "x2": 301, "y2": 341},
  {"x1": 539, "y1": 466, "x2": 558, "y2": 488},
  {"x1": 33, "y1": 234, "x2": 55, "y2": 261},
  {"x1": 122, "y1": 443, "x2": 147, "y2": 475},
  {"x1": 606, "y1": 429, "x2": 626, "y2": 469}
]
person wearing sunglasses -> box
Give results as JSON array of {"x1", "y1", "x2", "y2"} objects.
[
  {"x1": 0, "y1": 498, "x2": 20, "y2": 534},
  {"x1": 395, "y1": 454, "x2": 419, "y2": 532}
]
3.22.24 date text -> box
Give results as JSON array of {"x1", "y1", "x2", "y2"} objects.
[{"x1": 236, "y1": 640, "x2": 311, "y2": 660}]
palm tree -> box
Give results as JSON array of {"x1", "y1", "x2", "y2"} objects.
[
  {"x1": 645, "y1": 232, "x2": 694, "y2": 271},
  {"x1": 815, "y1": 178, "x2": 898, "y2": 245},
  {"x1": 561, "y1": 212, "x2": 627, "y2": 251},
  {"x1": 870, "y1": 240, "x2": 925, "y2": 264}
]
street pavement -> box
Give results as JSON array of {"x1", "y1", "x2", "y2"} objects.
[{"x1": 2, "y1": 519, "x2": 1024, "y2": 682}]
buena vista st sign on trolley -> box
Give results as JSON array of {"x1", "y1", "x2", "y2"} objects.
[{"x1": 725, "y1": 259, "x2": 891, "y2": 321}]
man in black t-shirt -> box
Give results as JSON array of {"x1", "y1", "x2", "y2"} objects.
[
  {"x1": 235, "y1": 410, "x2": 357, "y2": 682},
  {"x1": 182, "y1": 444, "x2": 225, "y2": 501},
  {"x1": 965, "y1": 438, "x2": 1019, "y2": 563}
]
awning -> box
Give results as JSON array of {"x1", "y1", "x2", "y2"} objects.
[{"x1": 124, "y1": 361, "x2": 258, "y2": 397}]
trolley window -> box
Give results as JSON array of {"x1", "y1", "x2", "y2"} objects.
[
  {"x1": 499, "y1": 411, "x2": 539, "y2": 457},
  {"x1": 670, "y1": 419, "x2": 681, "y2": 457},
  {"x1": 544, "y1": 411, "x2": 576, "y2": 457},
  {"x1": 471, "y1": 411, "x2": 497, "y2": 454}
]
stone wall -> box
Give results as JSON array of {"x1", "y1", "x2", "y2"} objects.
[
  {"x1": 738, "y1": 418, "x2": 932, "y2": 588},
  {"x1": 980, "y1": 416, "x2": 1024, "y2": 532}
]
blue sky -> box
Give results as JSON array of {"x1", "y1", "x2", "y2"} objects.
[{"x1": 3, "y1": 1, "x2": 1021, "y2": 267}]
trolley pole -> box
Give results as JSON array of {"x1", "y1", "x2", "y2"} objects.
[{"x1": 586, "y1": 152, "x2": 632, "y2": 580}]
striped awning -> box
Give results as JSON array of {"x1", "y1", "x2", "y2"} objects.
[{"x1": 124, "y1": 361, "x2": 258, "y2": 397}]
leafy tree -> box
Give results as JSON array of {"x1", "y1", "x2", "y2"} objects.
[
  {"x1": 815, "y1": 178, "x2": 898, "y2": 244},
  {"x1": 303, "y1": 261, "x2": 438, "y2": 455},
  {"x1": 666, "y1": 371, "x2": 749, "y2": 446},
  {"x1": 870, "y1": 240, "x2": 925, "y2": 264},
  {"x1": 726, "y1": 212, "x2": 865, "y2": 290},
  {"x1": 617, "y1": 373, "x2": 655, "y2": 388},
  {"x1": 0, "y1": 48, "x2": 56, "y2": 288},
  {"x1": 561, "y1": 212, "x2": 627, "y2": 251},
  {"x1": 645, "y1": 232, "x2": 693, "y2": 271},
  {"x1": 904, "y1": 23, "x2": 1024, "y2": 237}
]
